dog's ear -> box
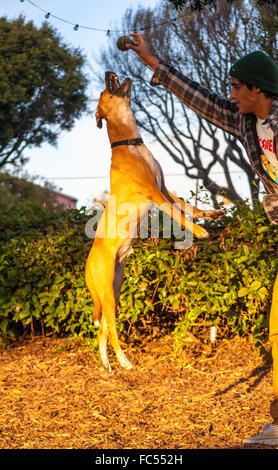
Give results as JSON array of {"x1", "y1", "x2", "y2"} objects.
[
  {"x1": 96, "y1": 109, "x2": 103, "y2": 129},
  {"x1": 123, "y1": 78, "x2": 132, "y2": 98}
]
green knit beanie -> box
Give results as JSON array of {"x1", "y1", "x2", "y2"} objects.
[{"x1": 229, "y1": 51, "x2": 278, "y2": 94}]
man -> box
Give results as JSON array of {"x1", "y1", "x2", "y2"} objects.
[{"x1": 126, "y1": 33, "x2": 278, "y2": 446}]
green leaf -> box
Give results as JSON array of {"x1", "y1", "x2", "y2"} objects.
[
  {"x1": 250, "y1": 280, "x2": 261, "y2": 291},
  {"x1": 238, "y1": 287, "x2": 249, "y2": 297}
]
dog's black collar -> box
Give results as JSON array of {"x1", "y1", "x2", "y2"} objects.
[{"x1": 111, "y1": 137, "x2": 144, "y2": 149}]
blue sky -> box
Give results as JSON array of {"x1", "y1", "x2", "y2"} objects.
[
  {"x1": 1, "y1": 0, "x2": 201, "y2": 209},
  {"x1": 2, "y1": 0, "x2": 249, "y2": 211}
]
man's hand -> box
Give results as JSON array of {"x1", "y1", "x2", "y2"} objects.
[{"x1": 125, "y1": 33, "x2": 159, "y2": 70}]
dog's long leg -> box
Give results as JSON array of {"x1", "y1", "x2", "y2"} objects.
[
  {"x1": 151, "y1": 158, "x2": 225, "y2": 220},
  {"x1": 87, "y1": 245, "x2": 132, "y2": 371},
  {"x1": 99, "y1": 310, "x2": 131, "y2": 372},
  {"x1": 148, "y1": 187, "x2": 209, "y2": 239},
  {"x1": 165, "y1": 189, "x2": 225, "y2": 221},
  {"x1": 99, "y1": 301, "x2": 132, "y2": 372},
  {"x1": 114, "y1": 258, "x2": 125, "y2": 306},
  {"x1": 156, "y1": 164, "x2": 225, "y2": 220},
  {"x1": 113, "y1": 257, "x2": 134, "y2": 369},
  {"x1": 101, "y1": 291, "x2": 133, "y2": 371},
  {"x1": 151, "y1": 160, "x2": 198, "y2": 217},
  {"x1": 98, "y1": 315, "x2": 111, "y2": 371},
  {"x1": 85, "y1": 256, "x2": 102, "y2": 326}
]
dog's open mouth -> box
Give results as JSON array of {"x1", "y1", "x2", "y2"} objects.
[
  {"x1": 105, "y1": 71, "x2": 132, "y2": 98},
  {"x1": 106, "y1": 72, "x2": 121, "y2": 93}
]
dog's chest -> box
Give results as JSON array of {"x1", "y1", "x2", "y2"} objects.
[{"x1": 138, "y1": 146, "x2": 162, "y2": 189}]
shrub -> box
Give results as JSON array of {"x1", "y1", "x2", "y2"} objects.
[
  {"x1": 0, "y1": 203, "x2": 95, "y2": 344},
  {"x1": 119, "y1": 201, "x2": 278, "y2": 346},
  {"x1": 0, "y1": 200, "x2": 277, "y2": 348}
]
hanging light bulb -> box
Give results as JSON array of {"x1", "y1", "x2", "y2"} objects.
[
  {"x1": 106, "y1": 30, "x2": 111, "y2": 37},
  {"x1": 74, "y1": 24, "x2": 79, "y2": 31},
  {"x1": 45, "y1": 12, "x2": 50, "y2": 19}
]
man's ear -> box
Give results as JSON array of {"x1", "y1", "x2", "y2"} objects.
[
  {"x1": 96, "y1": 110, "x2": 103, "y2": 129},
  {"x1": 255, "y1": 87, "x2": 263, "y2": 95}
]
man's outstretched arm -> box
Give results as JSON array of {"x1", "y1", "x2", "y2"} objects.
[{"x1": 126, "y1": 34, "x2": 240, "y2": 137}]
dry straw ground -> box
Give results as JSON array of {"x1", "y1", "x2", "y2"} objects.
[{"x1": 0, "y1": 331, "x2": 276, "y2": 450}]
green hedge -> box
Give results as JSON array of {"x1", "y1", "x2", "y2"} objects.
[
  {"x1": 0, "y1": 203, "x2": 95, "y2": 344},
  {"x1": 1, "y1": 201, "x2": 278, "y2": 348},
  {"x1": 119, "y1": 204, "x2": 278, "y2": 347}
]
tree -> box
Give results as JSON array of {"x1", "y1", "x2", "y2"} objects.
[
  {"x1": 95, "y1": 0, "x2": 277, "y2": 207},
  {"x1": 0, "y1": 171, "x2": 61, "y2": 209},
  {"x1": 166, "y1": 0, "x2": 278, "y2": 12},
  {"x1": 0, "y1": 16, "x2": 89, "y2": 169}
]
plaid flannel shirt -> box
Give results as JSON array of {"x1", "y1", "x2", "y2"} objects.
[{"x1": 150, "y1": 61, "x2": 278, "y2": 196}]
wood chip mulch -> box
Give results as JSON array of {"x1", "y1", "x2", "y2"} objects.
[{"x1": 0, "y1": 334, "x2": 276, "y2": 450}]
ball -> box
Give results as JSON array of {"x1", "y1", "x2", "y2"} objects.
[{"x1": 116, "y1": 36, "x2": 133, "y2": 51}]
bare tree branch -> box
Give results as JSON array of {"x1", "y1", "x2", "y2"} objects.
[{"x1": 93, "y1": 0, "x2": 276, "y2": 207}]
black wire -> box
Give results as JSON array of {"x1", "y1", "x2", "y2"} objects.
[{"x1": 21, "y1": 0, "x2": 193, "y2": 33}]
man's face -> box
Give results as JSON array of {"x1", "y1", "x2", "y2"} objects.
[{"x1": 230, "y1": 77, "x2": 260, "y2": 114}]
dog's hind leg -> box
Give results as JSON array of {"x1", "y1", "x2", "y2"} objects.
[
  {"x1": 86, "y1": 252, "x2": 115, "y2": 371},
  {"x1": 98, "y1": 315, "x2": 111, "y2": 371},
  {"x1": 85, "y1": 257, "x2": 102, "y2": 327},
  {"x1": 99, "y1": 314, "x2": 134, "y2": 371},
  {"x1": 114, "y1": 257, "x2": 125, "y2": 307},
  {"x1": 91, "y1": 251, "x2": 132, "y2": 371},
  {"x1": 100, "y1": 289, "x2": 133, "y2": 371},
  {"x1": 92, "y1": 292, "x2": 102, "y2": 327},
  {"x1": 113, "y1": 256, "x2": 134, "y2": 369}
]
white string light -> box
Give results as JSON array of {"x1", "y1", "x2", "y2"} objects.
[{"x1": 18, "y1": 0, "x2": 194, "y2": 33}]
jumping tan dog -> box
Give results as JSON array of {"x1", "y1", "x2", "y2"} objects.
[{"x1": 85, "y1": 72, "x2": 225, "y2": 371}]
